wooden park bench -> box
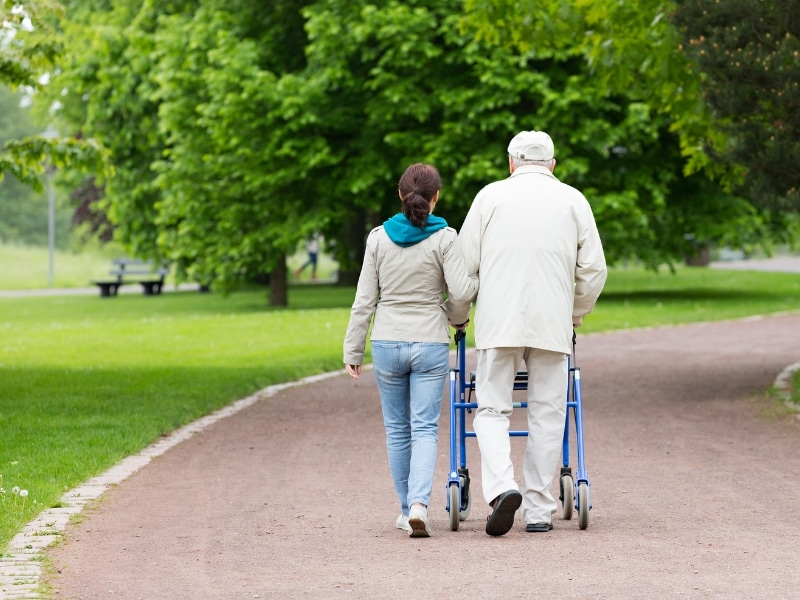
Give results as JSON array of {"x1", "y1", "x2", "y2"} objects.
[{"x1": 92, "y1": 258, "x2": 169, "y2": 297}]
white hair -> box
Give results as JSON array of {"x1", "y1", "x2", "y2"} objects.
[{"x1": 510, "y1": 155, "x2": 554, "y2": 170}]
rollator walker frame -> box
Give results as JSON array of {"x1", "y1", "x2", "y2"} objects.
[{"x1": 445, "y1": 331, "x2": 591, "y2": 530}]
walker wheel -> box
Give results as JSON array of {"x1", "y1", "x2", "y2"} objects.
[
  {"x1": 560, "y1": 474, "x2": 574, "y2": 521},
  {"x1": 458, "y1": 474, "x2": 472, "y2": 521},
  {"x1": 448, "y1": 483, "x2": 460, "y2": 531},
  {"x1": 577, "y1": 482, "x2": 589, "y2": 530}
]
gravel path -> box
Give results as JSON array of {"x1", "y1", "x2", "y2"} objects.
[{"x1": 33, "y1": 312, "x2": 800, "y2": 600}]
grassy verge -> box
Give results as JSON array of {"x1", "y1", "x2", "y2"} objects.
[
  {"x1": 794, "y1": 372, "x2": 800, "y2": 404},
  {"x1": 1, "y1": 266, "x2": 799, "y2": 550},
  {"x1": 593, "y1": 265, "x2": 800, "y2": 328}
]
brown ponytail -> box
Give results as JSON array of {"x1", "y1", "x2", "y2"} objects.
[{"x1": 397, "y1": 163, "x2": 441, "y2": 229}]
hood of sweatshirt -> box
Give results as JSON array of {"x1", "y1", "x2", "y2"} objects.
[{"x1": 382, "y1": 213, "x2": 448, "y2": 248}]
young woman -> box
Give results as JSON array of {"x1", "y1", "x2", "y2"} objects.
[{"x1": 343, "y1": 163, "x2": 478, "y2": 538}]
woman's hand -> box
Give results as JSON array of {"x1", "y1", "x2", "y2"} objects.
[{"x1": 346, "y1": 364, "x2": 362, "y2": 380}]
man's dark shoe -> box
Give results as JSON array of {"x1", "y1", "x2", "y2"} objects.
[
  {"x1": 525, "y1": 522, "x2": 553, "y2": 533},
  {"x1": 485, "y1": 490, "x2": 522, "y2": 537}
]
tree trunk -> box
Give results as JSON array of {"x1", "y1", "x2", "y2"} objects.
[
  {"x1": 269, "y1": 254, "x2": 288, "y2": 306},
  {"x1": 684, "y1": 238, "x2": 711, "y2": 267},
  {"x1": 336, "y1": 209, "x2": 370, "y2": 286}
]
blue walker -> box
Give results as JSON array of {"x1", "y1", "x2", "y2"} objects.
[{"x1": 445, "y1": 331, "x2": 591, "y2": 530}]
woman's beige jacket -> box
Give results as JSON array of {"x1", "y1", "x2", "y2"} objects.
[{"x1": 343, "y1": 226, "x2": 478, "y2": 366}]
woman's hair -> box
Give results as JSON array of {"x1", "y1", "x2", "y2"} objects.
[{"x1": 397, "y1": 163, "x2": 441, "y2": 229}]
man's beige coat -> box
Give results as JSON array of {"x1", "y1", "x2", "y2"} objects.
[{"x1": 456, "y1": 165, "x2": 607, "y2": 355}]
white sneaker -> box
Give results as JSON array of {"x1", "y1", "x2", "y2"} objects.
[
  {"x1": 408, "y1": 505, "x2": 431, "y2": 538},
  {"x1": 395, "y1": 514, "x2": 411, "y2": 532}
]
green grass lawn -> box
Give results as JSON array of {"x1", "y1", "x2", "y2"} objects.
[
  {"x1": 0, "y1": 241, "x2": 341, "y2": 290},
  {"x1": 1, "y1": 264, "x2": 799, "y2": 551},
  {"x1": 0, "y1": 242, "x2": 120, "y2": 289},
  {"x1": 594, "y1": 265, "x2": 800, "y2": 328}
]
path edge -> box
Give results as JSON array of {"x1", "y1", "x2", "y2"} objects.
[{"x1": 0, "y1": 369, "x2": 344, "y2": 599}]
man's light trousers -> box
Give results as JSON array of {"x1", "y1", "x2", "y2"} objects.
[{"x1": 473, "y1": 347, "x2": 567, "y2": 524}]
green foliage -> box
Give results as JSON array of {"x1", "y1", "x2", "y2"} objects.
[
  {"x1": 792, "y1": 370, "x2": 800, "y2": 405},
  {"x1": 0, "y1": 1, "x2": 110, "y2": 207},
  {"x1": 48, "y1": 0, "x2": 167, "y2": 259},
  {"x1": 150, "y1": 3, "x2": 320, "y2": 289},
  {"x1": 459, "y1": 0, "x2": 798, "y2": 259},
  {"x1": 44, "y1": 0, "x2": 795, "y2": 293},
  {"x1": 298, "y1": 0, "x2": 719, "y2": 270},
  {"x1": 1, "y1": 133, "x2": 108, "y2": 191},
  {"x1": 48, "y1": 0, "x2": 322, "y2": 293},
  {"x1": 0, "y1": 85, "x2": 103, "y2": 251},
  {"x1": 226, "y1": 0, "x2": 787, "y2": 269},
  {"x1": 673, "y1": 0, "x2": 800, "y2": 210},
  {"x1": 459, "y1": 0, "x2": 706, "y2": 140},
  {"x1": 0, "y1": 0, "x2": 65, "y2": 89},
  {"x1": 0, "y1": 85, "x2": 66, "y2": 246},
  {"x1": 0, "y1": 85, "x2": 36, "y2": 141}
]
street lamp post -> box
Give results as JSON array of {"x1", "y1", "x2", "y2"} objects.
[
  {"x1": 47, "y1": 166, "x2": 55, "y2": 287},
  {"x1": 41, "y1": 127, "x2": 58, "y2": 287}
]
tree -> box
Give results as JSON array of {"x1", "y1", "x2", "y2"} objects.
[
  {"x1": 459, "y1": 0, "x2": 707, "y2": 153},
  {"x1": 0, "y1": 84, "x2": 73, "y2": 247},
  {"x1": 674, "y1": 0, "x2": 800, "y2": 211},
  {"x1": 299, "y1": 0, "x2": 763, "y2": 271},
  {"x1": 48, "y1": 0, "x2": 788, "y2": 299},
  {"x1": 459, "y1": 0, "x2": 798, "y2": 256},
  {"x1": 0, "y1": 0, "x2": 62, "y2": 89},
  {"x1": 49, "y1": 0, "x2": 319, "y2": 302},
  {"x1": 0, "y1": 0, "x2": 106, "y2": 192},
  {"x1": 149, "y1": 1, "x2": 324, "y2": 303}
]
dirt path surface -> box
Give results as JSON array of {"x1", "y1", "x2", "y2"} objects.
[{"x1": 41, "y1": 313, "x2": 800, "y2": 600}]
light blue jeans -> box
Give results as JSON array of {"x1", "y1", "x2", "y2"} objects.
[{"x1": 371, "y1": 340, "x2": 450, "y2": 516}]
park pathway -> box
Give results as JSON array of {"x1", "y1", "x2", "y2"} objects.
[{"x1": 30, "y1": 311, "x2": 800, "y2": 599}]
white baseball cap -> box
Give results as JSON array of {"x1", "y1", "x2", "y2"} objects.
[{"x1": 507, "y1": 130, "x2": 555, "y2": 161}]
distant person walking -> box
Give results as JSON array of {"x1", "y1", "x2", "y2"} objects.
[
  {"x1": 343, "y1": 163, "x2": 478, "y2": 538},
  {"x1": 456, "y1": 130, "x2": 607, "y2": 536},
  {"x1": 295, "y1": 236, "x2": 320, "y2": 280}
]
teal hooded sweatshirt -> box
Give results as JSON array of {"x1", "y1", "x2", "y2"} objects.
[{"x1": 382, "y1": 213, "x2": 448, "y2": 248}]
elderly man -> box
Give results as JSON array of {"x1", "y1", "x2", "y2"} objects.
[{"x1": 455, "y1": 130, "x2": 607, "y2": 536}]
